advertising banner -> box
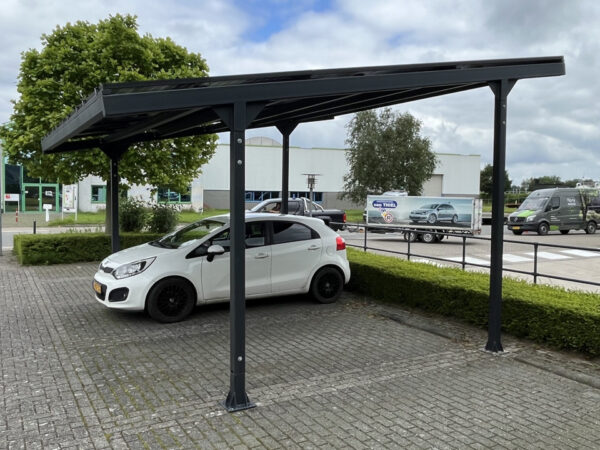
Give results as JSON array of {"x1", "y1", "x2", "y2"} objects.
[{"x1": 366, "y1": 196, "x2": 476, "y2": 229}]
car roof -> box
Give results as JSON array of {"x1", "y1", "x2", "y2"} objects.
[{"x1": 209, "y1": 212, "x2": 329, "y2": 227}]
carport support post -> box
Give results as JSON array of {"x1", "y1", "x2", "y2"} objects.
[
  {"x1": 486, "y1": 79, "x2": 515, "y2": 353},
  {"x1": 224, "y1": 102, "x2": 255, "y2": 412},
  {"x1": 101, "y1": 145, "x2": 128, "y2": 254},
  {"x1": 277, "y1": 122, "x2": 298, "y2": 214}
]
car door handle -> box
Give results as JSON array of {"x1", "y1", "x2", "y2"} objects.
[
  {"x1": 255, "y1": 253, "x2": 269, "y2": 259},
  {"x1": 308, "y1": 245, "x2": 321, "y2": 251}
]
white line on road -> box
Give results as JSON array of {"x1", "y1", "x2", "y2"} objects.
[
  {"x1": 447, "y1": 256, "x2": 489, "y2": 265},
  {"x1": 526, "y1": 251, "x2": 571, "y2": 260},
  {"x1": 560, "y1": 249, "x2": 600, "y2": 258},
  {"x1": 502, "y1": 254, "x2": 533, "y2": 263}
]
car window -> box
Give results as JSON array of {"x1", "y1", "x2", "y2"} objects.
[
  {"x1": 272, "y1": 221, "x2": 319, "y2": 244},
  {"x1": 194, "y1": 222, "x2": 266, "y2": 256},
  {"x1": 260, "y1": 202, "x2": 281, "y2": 213}
]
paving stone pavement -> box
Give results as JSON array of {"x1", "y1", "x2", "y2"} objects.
[{"x1": 1, "y1": 254, "x2": 599, "y2": 449}]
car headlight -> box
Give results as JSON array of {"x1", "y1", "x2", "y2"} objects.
[
  {"x1": 526, "y1": 215, "x2": 537, "y2": 222},
  {"x1": 112, "y1": 257, "x2": 156, "y2": 279}
]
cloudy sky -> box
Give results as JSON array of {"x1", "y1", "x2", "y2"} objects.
[{"x1": 1, "y1": 0, "x2": 599, "y2": 185}]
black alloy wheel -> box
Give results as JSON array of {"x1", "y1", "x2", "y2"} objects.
[
  {"x1": 147, "y1": 278, "x2": 196, "y2": 323},
  {"x1": 537, "y1": 222, "x2": 549, "y2": 236},
  {"x1": 311, "y1": 267, "x2": 344, "y2": 304}
]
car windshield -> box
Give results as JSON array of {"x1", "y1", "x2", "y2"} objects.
[
  {"x1": 250, "y1": 199, "x2": 278, "y2": 212},
  {"x1": 519, "y1": 197, "x2": 549, "y2": 211},
  {"x1": 421, "y1": 204, "x2": 439, "y2": 209},
  {"x1": 151, "y1": 218, "x2": 227, "y2": 249}
]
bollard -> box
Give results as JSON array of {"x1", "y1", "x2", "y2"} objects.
[
  {"x1": 15, "y1": 210, "x2": 18, "y2": 223},
  {"x1": 33, "y1": 220, "x2": 37, "y2": 234}
]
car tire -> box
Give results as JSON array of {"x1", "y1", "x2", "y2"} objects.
[
  {"x1": 310, "y1": 267, "x2": 344, "y2": 304},
  {"x1": 512, "y1": 230, "x2": 523, "y2": 235},
  {"x1": 146, "y1": 277, "x2": 196, "y2": 323},
  {"x1": 537, "y1": 222, "x2": 549, "y2": 236},
  {"x1": 451, "y1": 214, "x2": 458, "y2": 224},
  {"x1": 427, "y1": 213, "x2": 437, "y2": 224},
  {"x1": 559, "y1": 229, "x2": 569, "y2": 235},
  {"x1": 585, "y1": 221, "x2": 597, "y2": 234},
  {"x1": 421, "y1": 232, "x2": 436, "y2": 243}
]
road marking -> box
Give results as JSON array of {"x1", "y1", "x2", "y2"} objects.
[
  {"x1": 526, "y1": 251, "x2": 571, "y2": 260},
  {"x1": 560, "y1": 249, "x2": 600, "y2": 258},
  {"x1": 502, "y1": 254, "x2": 532, "y2": 263},
  {"x1": 447, "y1": 256, "x2": 489, "y2": 266}
]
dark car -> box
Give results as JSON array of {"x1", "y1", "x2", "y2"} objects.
[
  {"x1": 250, "y1": 197, "x2": 346, "y2": 231},
  {"x1": 409, "y1": 203, "x2": 458, "y2": 224}
]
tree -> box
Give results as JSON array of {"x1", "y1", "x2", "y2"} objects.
[
  {"x1": 341, "y1": 108, "x2": 437, "y2": 203},
  {"x1": 480, "y1": 164, "x2": 512, "y2": 197},
  {"x1": 0, "y1": 14, "x2": 217, "y2": 230}
]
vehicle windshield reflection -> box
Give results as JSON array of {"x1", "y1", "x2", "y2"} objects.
[{"x1": 152, "y1": 218, "x2": 227, "y2": 249}]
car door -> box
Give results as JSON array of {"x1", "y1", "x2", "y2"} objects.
[
  {"x1": 270, "y1": 220, "x2": 322, "y2": 293},
  {"x1": 201, "y1": 222, "x2": 271, "y2": 301}
]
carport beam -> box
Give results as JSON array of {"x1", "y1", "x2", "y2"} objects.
[
  {"x1": 223, "y1": 102, "x2": 255, "y2": 412},
  {"x1": 102, "y1": 145, "x2": 128, "y2": 254},
  {"x1": 277, "y1": 122, "x2": 298, "y2": 214},
  {"x1": 486, "y1": 79, "x2": 515, "y2": 353}
]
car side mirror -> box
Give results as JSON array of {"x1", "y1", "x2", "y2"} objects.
[{"x1": 206, "y1": 244, "x2": 225, "y2": 262}]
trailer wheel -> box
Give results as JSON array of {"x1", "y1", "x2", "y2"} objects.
[
  {"x1": 585, "y1": 221, "x2": 597, "y2": 234},
  {"x1": 403, "y1": 231, "x2": 418, "y2": 242},
  {"x1": 421, "y1": 232, "x2": 436, "y2": 243}
]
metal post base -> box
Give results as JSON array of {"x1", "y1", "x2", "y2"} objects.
[
  {"x1": 222, "y1": 391, "x2": 256, "y2": 412},
  {"x1": 485, "y1": 340, "x2": 504, "y2": 353}
]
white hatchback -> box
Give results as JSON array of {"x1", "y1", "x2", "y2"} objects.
[{"x1": 93, "y1": 213, "x2": 351, "y2": 322}]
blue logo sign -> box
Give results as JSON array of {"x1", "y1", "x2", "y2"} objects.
[{"x1": 372, "y1": 200, "x2": 397, "y2": 209}]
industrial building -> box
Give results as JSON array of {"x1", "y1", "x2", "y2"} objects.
[{"x1": 1, "y1": 138, "x2": 480, "y2": 213}]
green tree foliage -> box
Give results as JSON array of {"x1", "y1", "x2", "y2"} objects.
[
  {"x1": 0, "y1": 14, "x2": 217, "y2": 194},
  {"x1": 480, "y1": 164, "x2": 512, "y2": 196},
  {"x1": 342, "y1": 108, "x2": 437, "y2": 202}
]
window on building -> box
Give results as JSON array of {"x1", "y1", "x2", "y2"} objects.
[
  {"x1": 290, "y1": 191, "x2": 323, "y2": 203},
  {"x1": 91, "y1": 185, "x2": 107, "y2": 203},
  {"x1": 158, "y1": 186, "x2": 192, "y2": 203},
  {"x1": 244, "y1": 191, "x2": 280, "y2": 202}
]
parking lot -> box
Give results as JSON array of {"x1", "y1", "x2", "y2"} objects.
[{"x1": 1, "y1": 253, "x2": 600, "y2": 449}]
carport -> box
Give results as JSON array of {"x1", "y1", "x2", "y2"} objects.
[{"x1": 42, "y1": 56, "x2": 565, "y2": 411}]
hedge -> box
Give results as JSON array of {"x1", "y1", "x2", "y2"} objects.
[
  {"x1": 347, "y1": 248, "x2": 600, "y2": 355},
  {"x1": 13, "y1": 232, "x2": 163, "y2": 265}
]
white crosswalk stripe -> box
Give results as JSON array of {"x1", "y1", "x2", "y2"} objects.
[
  {"x1": 503, "y1": 253, "x2": 533, "y2": 263},
  {"x1": 447, "y1": 256, "x2": 489, "y2": 265},
  {"x1": 560, "y1": 249, "x2": 600, "y2": 258},
  {"x1": 525, "y1": 251, "x2": 570, "y2": 260}
]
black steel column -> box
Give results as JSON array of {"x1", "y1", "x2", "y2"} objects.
[
  {"x1": 486, "y1": 79, "x2": 515, "y2": 352},
  {"x1": 223, "y1": 102, "x2": 255, "y2": 412},
  {"x1": 102, "y1": 145, "x2": 127, "y2": 254},
  {"x1": 277, "y1": 122, "x2": 298, "y2": 214}
]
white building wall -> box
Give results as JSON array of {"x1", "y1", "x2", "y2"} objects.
[{"x1": 76, "y1": 139, "x2": 480, "y2": 211}]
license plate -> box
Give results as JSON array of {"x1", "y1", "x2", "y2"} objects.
[
  {"x1": 512, "y1": 226, "x2": 521, "y2": 230},
  {"x1": 93, "y1": 280, "x2": 102, "y2": 294}
]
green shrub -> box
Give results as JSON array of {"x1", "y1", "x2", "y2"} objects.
[
  {"x1": 347, "y1": 248, "x2": 600, "y2": 355},
  {"x1": 120, "y1": 198, "x2": 148, "y2": 232},
  {"x1": 148, "y1": 203, "x2": 178, "y2": 233},
  {"x1": 13, "y1": 232, "x2": 163, "y2": 265}
]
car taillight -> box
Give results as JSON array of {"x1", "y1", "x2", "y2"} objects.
[
  {"x1": 343, "y1": 213, "x2": 347, "y2": 223},
  {"x1": 336, "y1": 236, "x2": 346, "y2": 251}
]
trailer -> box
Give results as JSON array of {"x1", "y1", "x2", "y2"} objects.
[{"x1": 365, "y1": 195, "x2": 483, "y2": 243}]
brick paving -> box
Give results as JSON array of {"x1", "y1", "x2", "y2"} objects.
[{"x1": 1, "y1": 254, "x2": 600, "y2": 449}]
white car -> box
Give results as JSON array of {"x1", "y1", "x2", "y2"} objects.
[{"x1": 93, "y1": 213, "x2": 351, "y2": 323}]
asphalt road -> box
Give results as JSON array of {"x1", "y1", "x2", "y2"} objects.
[{"x1": 340, "y1": 225, "x2": 600, "y2": 293}]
